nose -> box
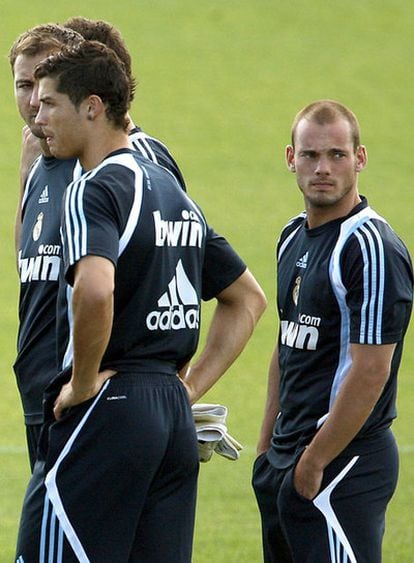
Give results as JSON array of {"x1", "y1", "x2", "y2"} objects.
[
  {"x1": 35, "y1": 104, "x2": 46, "y2": 126},
  {"x1": 315, "y1": 155, "x2": 330, "y2": 175},
  {"x1": 30, "y1": 83, "x2": 40, "y2": 111}
]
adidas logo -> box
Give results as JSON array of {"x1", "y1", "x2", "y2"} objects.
[
  {"x1": 296, "y1": 251, "x2": 309, "y2": 269},
  {"x1": 38, "y1": 185, "x2": 49, "y2": 204},
  {"x1": 146, "y1": 260, "x2": 200, "y2": 331}
]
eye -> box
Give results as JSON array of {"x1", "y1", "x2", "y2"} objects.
[
  {"x1": 40, "y1": 99, "x2": 53, "y2": 107},
  {"x1": 300, "y1": 151, "x2": 316, "y2": 159},
  {"x1": 16, "y1": 83, "x2": 33, "y2": 91}
]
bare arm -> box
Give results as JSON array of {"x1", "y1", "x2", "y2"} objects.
[
  {"x1": 53, "y1": 256, "x2": 116, "y2": 419},
  {"x1": 182, "y1": 269, "x2": 267, "y2": 404},
  {"x1": 294, "y1": 342, "x2": 396, "y2": 499},
  {"x1": 256, "y1": 343, "x2": 281, "y2": 455},
  {"x1": 15, "y1": 127, "x2": 41, "y2": 265}
]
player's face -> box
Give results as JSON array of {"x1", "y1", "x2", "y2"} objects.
[
  {"x1": 13, "y1": 52, "x2": 51, "y2": 138},
  {"x1": 35, "y1": 77, "x2": 85, "y2": 159},
  {"x1": 286, "y1": 118, "x2": 367, "y2": 215}
]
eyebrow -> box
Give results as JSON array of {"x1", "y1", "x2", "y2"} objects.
[
  {"x1": 299, "y1": 147, "x2": 349, "y2": 154},
  {"x1": 15, "y1": 78, "x2": 34, "y2": 85}
]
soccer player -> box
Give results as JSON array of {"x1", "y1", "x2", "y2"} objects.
[
  {"x1": 9, "y1": 24, "x2": 83, "y2": 470},
  {"x1": 15, "y1": 40, "x2": 266, "y2": 562},
  {"x1": 252, "y1": 100, "x2": 413, "y2": 562}
]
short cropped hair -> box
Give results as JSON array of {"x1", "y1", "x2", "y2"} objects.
[
  {"x1": 64, "y1": 17, "x2": 136, "y2": 102},
  {"x1": 34, "y1": 40, "x2": 130, "y2": 130},
  {"x1": 9, "y1": 23, "x2": 83, "y2": 72},
  {"x1": 291, "y1": 100, "x2": 361, "y2": 151}
]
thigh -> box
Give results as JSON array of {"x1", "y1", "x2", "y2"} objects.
[
  {"x1": 252, "y1": 453, "x2": 293, "y2": 563},
  {"x1": 41, "y1": 374, "x2": 198, "y2": 562},
  {"x1": 326, "y1": 439, "x2": 399, "y2": 563},
  {"x1": 278, "y1": 438, "x2": 399, "y2": 563},
  {"x1": 129, "y1": 391, "x2": 199, "y2": 563}
]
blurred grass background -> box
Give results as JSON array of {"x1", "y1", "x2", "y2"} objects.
[{"x1": 1, "y1": 1, "x2": 413, "y2": 561}]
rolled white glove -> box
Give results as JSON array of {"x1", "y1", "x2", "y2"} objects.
[{"x1": 192, "y1": 403, "x2": 243, "y2": 462}]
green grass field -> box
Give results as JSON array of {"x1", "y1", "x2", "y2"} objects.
[{"x1": 1, "y1": 1, "x2": 414, "y2": 561}]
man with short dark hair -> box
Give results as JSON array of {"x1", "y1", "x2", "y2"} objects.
[
  {"x1": 15, "y1": 41, "x2": 266, "y2": 562},
  {"x1": 253, "y1": 99, "x2": 413, "y2": 562},
  {"x1": 63, "y1": 16, "x2": 187, "y2": 190}
]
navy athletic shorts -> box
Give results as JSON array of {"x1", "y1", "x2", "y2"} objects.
[
  {"x1": 16, "y1": 370, "x2": 199, "y2": 562},
  {"x1": 252, "y1": 430, "x2": 398, "y2": 563}
]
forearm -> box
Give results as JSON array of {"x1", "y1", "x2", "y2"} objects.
[
  {"x1": 303, "y1": 343, "x2": 395, "y2": 471},
  {"x1": 53, "y1": 257, "x2": 115, "y2": 420},
  {"x1": 184, "y1": 270, "x2": 266, "y2": 403},
  {"x1": 304, "y1": 370, "x2": 384, "y2": 470},
  {"x1": 70, "y1": 258, "x2": 114, "y2": 393},
  {"x1": 15, "y1": 204, "x2": 22, "y2": 271},
  {"x1": 184, "y1": 300, "x2": 256, "y2": 402},
  {"x1": 257, "y1": 344, "x2": 280, "y2": 454},
  {"x1": 72, "y1": 287, "x2": 113, "y2": 391},
  {"x1": 16, "y1": 127, "x2": 41, "y2": 267}
]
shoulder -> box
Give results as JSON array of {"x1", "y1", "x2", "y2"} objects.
[
  {"x1": 129, "y1": 127, "x2": 171, "y2": 158},
  {"x1": 341, "y1": 207, "x2": 410, "y2": 259},
  {"x1": 277, "y1": 212, "x2": 307, "y2": 257},
  {"x1": 22, "y1": 157, "x2": 77, "y2": 208}
]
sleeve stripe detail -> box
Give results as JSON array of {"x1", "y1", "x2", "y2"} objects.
[
  {"x1": 64, "y1": 176, "x2": 87, "y2": 265},
  {"x1": 354, "y1": 222, "x2": 385, "y2": 344},
  {"x1": 118, "y1": 160, "x2": 144, "y2": 256},
  {"x1": 130, "y1": 131, "x2": 159, "y2": 163}
]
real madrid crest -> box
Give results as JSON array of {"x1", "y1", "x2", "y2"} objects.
[
  {"x1": 292, "y1": 276, "x2": 301, "y2": 306},
  {"x1": 33, "y1": 212, "x2": 44, "y2": 241}
]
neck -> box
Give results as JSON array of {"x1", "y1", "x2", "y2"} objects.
[
  {"x1": 40, "y1": 138, "x2": 53, "y2": 157},
  {"x1": 306, "y1": 192, "x2": 362, "y2": 229},
  {"x1": 79, "y1": 128, "x2": 131, "y2": 171}
]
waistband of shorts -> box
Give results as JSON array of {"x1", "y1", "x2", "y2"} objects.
[
  {"x1": 104, "y1": 359, "x2": 178, "y2": 376},
  {"x1": 109, "y1": 372, "x2": 182, "y2": 387}
]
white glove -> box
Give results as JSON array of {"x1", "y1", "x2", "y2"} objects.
[{"x1": 192, "y1": 403, "x2": 243, "y2": 462}]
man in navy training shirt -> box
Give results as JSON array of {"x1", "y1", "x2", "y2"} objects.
[{"x1": 252, "y1": 99, "x2": 413, "y2": 563}]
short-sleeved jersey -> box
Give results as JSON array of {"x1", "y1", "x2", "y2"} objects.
[
  {"x1": 268, "y1": 197, "x2": 413, "y2": 469},
  {"x1": 14, "y1": 156, "x2": 78, "y2": 424},
  {"x1": 14, "y1": 127, "x2": 206, "y2": 424},
  {"x1": 59, "y1": 148, "x2": 245, "y2": 373}
]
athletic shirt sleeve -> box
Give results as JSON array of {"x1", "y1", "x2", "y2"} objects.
[
  {"x1": 201, "y1": 226, "x2": 246, "y2": 301},
  {"x1": 62, "y1": 165, "x2": 136, "y2": 285},
  {"x1": 341, "y1": 223, "x2": 413, "y2": 345}
]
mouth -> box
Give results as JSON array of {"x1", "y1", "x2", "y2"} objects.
[
  {"x1": 42, "y1": 130, "x2": 53, "y2": 143},
  {"x1": 310, "y1": 181, "x2": 335, "y2": 189}
]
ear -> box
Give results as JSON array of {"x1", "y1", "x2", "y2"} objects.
[
  {"x1": 355, "y1": 145, "x2": 368, "y2": 172},
  {"x1": 84, "y1": 95, "x2": 105, "y2": 122},
  {"x1": 286, "y1": 145, "x2": 296, "y2": 173}
]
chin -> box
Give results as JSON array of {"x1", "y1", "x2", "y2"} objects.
[{"x1": 29, "y1": 128, "x2": 46, "y2": 139}]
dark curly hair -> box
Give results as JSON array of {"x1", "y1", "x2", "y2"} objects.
[
  {"x1": 64, "y1": 17, "x2": 136, "y2": 102},
  {"x1": 34, "y1": 40, "x2": 130, "y2": 130}
]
